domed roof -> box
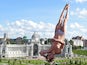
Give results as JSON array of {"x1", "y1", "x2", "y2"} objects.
[{"x1": 31, "y1": 32, "x2": 40, "y2": 42}]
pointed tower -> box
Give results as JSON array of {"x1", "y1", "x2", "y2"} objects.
[
  {"x1": 3, "y1": 33, "x2": 7, "y2": 41},
  {"x1": 1, "y1": 33, "x2": 8, "y2": 57}
]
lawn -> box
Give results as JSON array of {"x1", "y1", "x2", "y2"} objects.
[
  {"x1": 0, "y1": 57, "x2": 87, "y2": 65},
  {"x1": 73, "y1": 50, "x2": 87, "y2": 56}
]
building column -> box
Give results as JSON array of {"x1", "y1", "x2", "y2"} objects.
[
  {"x1": 69, "y1": 45, "x2": 73, "y2": 57},
  {"x1": 31, "y1": 44, "x2": 33, "y2": 56},
  {"x1": 26, "y1": 45, "x2": 29, "y2": 56},
  {"x1": 38, "y1": 45, "x2": 41, "y2": 56}
]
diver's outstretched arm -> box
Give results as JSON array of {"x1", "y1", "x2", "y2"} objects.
[
  {"x1": 61, "y1": 4, "x2": 69, "y2": 33},
  {"x1": 55, "y1": 4, "x2": 69, "y2": 33}
]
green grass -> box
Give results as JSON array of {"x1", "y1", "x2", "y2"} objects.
[
  {"x1": 0, "y1": 59, "x2": 45, "y2": 65},
  {"x1": 55, "y1": 58, "x2": 87, "y2": 65},
  {"x1": 73, "y1": 50, "x2": 87, "y2": 56},
  {"x1": 0, "y1": 57, "x2": 87, "y2": 65}
]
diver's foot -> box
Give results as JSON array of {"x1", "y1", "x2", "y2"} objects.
[
  {"x1": 46, "y1": 53, "x2": 54, "y2": 62},
  {"x1": 40, "y1": 50, "x2": 49, "y2": 58}
]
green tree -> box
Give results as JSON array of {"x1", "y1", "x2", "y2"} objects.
[
  {"x1": 69, "y1": 40, "x2": 74, "y2": 46},
  {"x1": 22, "y1": 36, "x2": 28, "y2": 44},
  {"x1": 48, "y1": 38, "x2": 52, "y2": 44},
  {"x1": 64, "y1": 38, "x2": 68, "y2": 45},
  {"x1": 44, "y1": 38, "x2": 52, "y2": 44}
]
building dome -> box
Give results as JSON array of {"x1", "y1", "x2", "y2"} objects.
[{"x1": 31, "y1": 32, "x2": 40, "y2": 42}]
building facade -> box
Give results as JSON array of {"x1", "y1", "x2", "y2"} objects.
[
  {"x1": 83, "y1": 40, "x2": 87, "y2": 50},
  {"x1": 72, "y1": 36, "x2": 84, "y2": 47},
  {"x1": 0, "y1": 33, "x2": 73, "y2": 58}
]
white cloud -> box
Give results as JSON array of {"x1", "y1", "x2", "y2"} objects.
[
  {"x1": 0, "y1": 19, "x2": 87, "y2": 39},
  {"x1": 70, "y1": 11, "x2": 75, "y2": 16},
  {"x1": 72, "y1": 23, "x2": 85, "y2": 31},
  {"x1": 66, "y1": 29, "x2": 86, "y2": 39},
  {"x1": 0, "y1": 24, "x2": 6, "y2": 37},
  {"x1": 75, "y1": 22, "x2": 83, "y2": 28},
  {"x1": 80, "y1": 28, "x2": 87, "y2": 33},
  {"x1": 1, "y1": 20, "x2": 55, "y2": 38},
  {"x1": 79, "y1": 8, "x2": 87, "y2": 18},
  {"x1": 76, "y1": 0, "x2": 87, "y2": 3},
  {"x1": 70, "y1": 22, "x2": 83, "y2": 29},
  {"x1": 70, "y1": 8, "x2": 87, "y2": 19},
  {"x1": 67, "y1": 22, "x2": 87, "y2": 39},
  {"x1": 0, "y1": 25, "x2": 3, "y2": 31},
  {"x1": 70, "y1": 23, "x2": 75, "y2": 28}
]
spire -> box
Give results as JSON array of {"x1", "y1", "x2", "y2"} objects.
[{"x1": 4, "y1": 33, "x2": 7, "y2": 41}]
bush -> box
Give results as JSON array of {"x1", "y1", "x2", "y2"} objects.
[{"x1": 73, "y1": 50, "x2": 87, "y2": 56}]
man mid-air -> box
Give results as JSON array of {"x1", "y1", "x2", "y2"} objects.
[{"x1": 40, "y1": 4, "x2": 69, "y2": 62}]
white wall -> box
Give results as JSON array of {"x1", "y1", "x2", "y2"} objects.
[
  {"x1": 0, "y1": 43, "x2": 51, "y2": 58},
  {"x1": 5, "y1": 44, "x2": 32, "y2": 57},
  {"x1": 72, "y1": 39, "x2": 83, "y2": 46}
]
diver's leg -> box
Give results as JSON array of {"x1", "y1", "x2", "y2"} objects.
[
  {"x1": 61, "y1": 10, "x2": 68, "y2": 32},
  {"x1": 55, "y1": 20, "x2": 61, "y2": 31}
]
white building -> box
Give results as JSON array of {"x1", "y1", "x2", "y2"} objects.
[
  {"x1": 0, "y1": 32, "x2": 51, "y2": 58},
  {"x1": 72, "y1": 36, "x2": 83, "y2": 47},
  {"x1": 0, "y1": 33, "x2": 73, "y2": 58},
  {"x1": 62, "y1": 41, "x2": 73, "y2": 57},
  {"x1": 83, "y1": 40, "x2": 87, "y2": 50}
]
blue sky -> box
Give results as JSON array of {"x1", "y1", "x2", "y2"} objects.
[
  {"x1": 0, "y1": 0, "x2": 66, "y2": 23},
  {"x1": 0, "y1": 0, "x2": 87, "y2": 39}
]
